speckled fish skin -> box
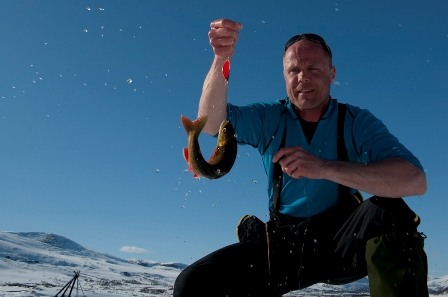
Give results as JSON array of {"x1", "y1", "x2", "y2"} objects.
[{"x1": 181, "y1": 115, "x2": 237, "y2": 179}]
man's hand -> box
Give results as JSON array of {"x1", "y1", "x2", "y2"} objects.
[
  {"x1": 272, "y1": 146, "x2": 327, "y2": 180},
  {"x1": 209, "y1": 19, "x2": 243, "y2": 60}
]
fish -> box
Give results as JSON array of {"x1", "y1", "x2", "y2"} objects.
[{"x1": 181, "y1": 115, "x2": 237, "y2": 179}]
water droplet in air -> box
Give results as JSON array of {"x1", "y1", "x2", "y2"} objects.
[
  {"x1": 86, "y1": 7, "x2": 91, "y2": 10},
  {"x1": 217, "y1": 169, "x2": 221, "y2": 174},
  {"x1": 156, "y1": 169, "x2": 160, "y2": 173},
  {"x1": 126, "y1": 78, "x2": 133, "y2": 84},
  {"x1": 83, "y1": 29, "x2": 88, "y2": 33}
]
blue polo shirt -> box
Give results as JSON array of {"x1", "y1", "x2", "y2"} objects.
[{"x1": 226, "y1": 97, "x2": 424, "y2": 217}]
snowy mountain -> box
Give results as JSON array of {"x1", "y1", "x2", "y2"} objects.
[
  {"x1": 0, "y1": 231, "x2": 184, "y2": 296},
  {"x1": 0, "y1": 231, "x2": 447, "y2": 296}
]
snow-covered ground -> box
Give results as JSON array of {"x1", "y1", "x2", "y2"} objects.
[{"x1": 0, "y1": 231, "x2": 447, "y2": 296}]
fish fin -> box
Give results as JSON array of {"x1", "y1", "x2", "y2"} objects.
[
  {"x1": 183, "y1": 147, "x2": 200, "y2": 178},
  {"x1": 183, "y1": 147, "x2": 193, "y2": 171},
  {"x1": 183, "y1": 148, "x2": 189, "y2": 162},
  {"x1": 181, "y1": 115, "x2": 208, "y2": 134},
  {"x1": 207, "y1": 146, "x2": 220, "y2": 163}
]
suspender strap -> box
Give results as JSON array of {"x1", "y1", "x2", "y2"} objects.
[
  {"x1": 337, "y1": 103, "x2": 351, "y2": 200},
  {"x1": 272, "y1": 102, "x2": 349, "y2": 213},
  {"x1": 272, "y1": 115, "x2": 287, "y2": 213}
]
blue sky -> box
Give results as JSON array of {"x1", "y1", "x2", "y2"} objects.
[{"x1": 1, "y1": 0, "x2": 447, "y2": 276}]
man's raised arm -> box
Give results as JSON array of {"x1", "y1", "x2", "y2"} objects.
[{"x1": 198, "y1": 19, "x2": 242, "y2": 135}]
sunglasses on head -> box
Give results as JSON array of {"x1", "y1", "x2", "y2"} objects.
[{"x1": 284, "y1": 33, "x2": 332, "y2": 59}]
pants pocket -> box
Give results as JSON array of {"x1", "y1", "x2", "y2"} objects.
[{"x1": 366, "y1": 231, "x2": 428, "y2": 297}]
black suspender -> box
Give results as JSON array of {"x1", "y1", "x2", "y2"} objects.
[
  {"x1": 336, "y1": 103, "x2": 351, "y2": 201},
  {"x1": 271, "y1": 103, "x2": 349, "y2": 213},
  {"x1": 272, "y1": 115, "x2": 287, "y2": 212}
]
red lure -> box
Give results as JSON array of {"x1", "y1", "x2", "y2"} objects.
[{"x1": 222, "y1": 60, "x2": 230, "y2": 83}]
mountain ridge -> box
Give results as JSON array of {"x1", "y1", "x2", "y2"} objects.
[{"x1": 1, "y1": 231, "x2": 447, "y2": 296}]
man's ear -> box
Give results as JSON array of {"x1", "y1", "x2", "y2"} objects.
[{"x1": 330, "y1": 66, "x2": 336, "y2": 83}]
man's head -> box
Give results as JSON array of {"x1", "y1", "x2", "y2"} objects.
[
  {"x1": 284, "y1": 34, "x2": 332, "y2": 65},
  {"x1": 283, "y1": 34, "x2": 336, "y2": 122}
]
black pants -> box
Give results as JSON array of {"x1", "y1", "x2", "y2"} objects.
[{"x1": 173, "y1": 197, "x2": 422, "y2": 296}]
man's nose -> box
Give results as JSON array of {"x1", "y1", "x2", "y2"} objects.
[{"x1": 297, "y1": 71, "x2": 309, "y2": 83}]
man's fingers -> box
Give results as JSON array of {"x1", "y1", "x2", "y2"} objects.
[
  {"x1": 210, "y1": 19, "x2": 243, "y2": 31},
  {"x1": 208, "y1": 20, "x2": 242, "y2": 59},
  {"x1": 209, "y1": 27, "x2": 238, "y2": 38},
  {"x1": 273, "y1": 147, "x2": 296, "y2": 163}
]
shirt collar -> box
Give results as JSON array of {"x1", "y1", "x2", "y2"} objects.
[{"x1": 285, "y1": 96, "x2": 334, "y2": 120}]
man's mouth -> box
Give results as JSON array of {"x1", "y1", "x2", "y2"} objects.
[{"x1": 298, "y1": 89, "x2": 313, "y2": 93}]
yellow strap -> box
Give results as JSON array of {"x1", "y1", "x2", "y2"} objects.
[
  {"x1": 236, "y1": 215, "x2": 251, "y2": 241},
  {"x1": 353, "y1": 191, "x2": 364, "y2": 204}
]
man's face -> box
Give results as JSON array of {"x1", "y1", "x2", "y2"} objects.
[{"x1": 283, "y1": 40, "x2": 336, "y2": 119}]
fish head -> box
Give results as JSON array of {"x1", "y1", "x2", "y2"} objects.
[{"x1": 217, "y1": 120, "x2": 235, "y2": 146}]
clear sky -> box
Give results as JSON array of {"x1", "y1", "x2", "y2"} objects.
[{"x1": 1, "y1": 0, "x2": 447, "y2": 276}]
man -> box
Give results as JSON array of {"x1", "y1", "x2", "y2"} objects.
[{"x1": 173, "y1": 19, "x2": 428, "y2": 297}]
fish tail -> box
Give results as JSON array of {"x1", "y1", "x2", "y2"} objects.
[{"x1": 181, "y1": 115, "x2": 208, "y2": 134}]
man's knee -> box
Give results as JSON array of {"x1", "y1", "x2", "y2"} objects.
[
  {"x1": 173, "y1": 266, "x2": 193, "y2": 296},
  {"x1": 173, "y1": 264, "x2": 222, "y2": 296}
]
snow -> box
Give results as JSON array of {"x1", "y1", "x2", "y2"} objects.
[
  {"x1": 0, "y1": 231, "x2": 446, "y2": 296},
  {"x1": 0, "y1": 231, "x2": 182, "y2": 296}
]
